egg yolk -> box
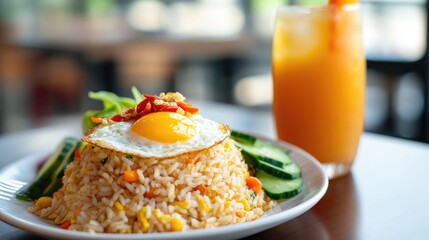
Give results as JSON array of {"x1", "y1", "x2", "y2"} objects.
[{"x1": 131, "y1": 112, "x2": 197, "y2": 143}]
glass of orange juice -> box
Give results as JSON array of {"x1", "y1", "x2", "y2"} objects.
[{"x1": 272, "y1": 1, "x2": 365, "y2": 179}]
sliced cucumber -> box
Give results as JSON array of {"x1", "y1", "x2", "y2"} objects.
[
  {"x1": 258, "y1": 161, "x2": 302, "y2": 180},
  {"x1": 253, "y1": 141, "x2": 292, "y2": 165},
  {"x1": 231, "y1": 130, "x2": 257, "y2": 145},
  {"x1": 231, "y1": 130, "x2": 304, "y2": 199},
  {"x1": 231, "y1": 132, "x2": 292, "y2": 166},
  {"x1": 256, "y1": 170, "x2": 303, "y2": 199},
  {"x1": 235, "y1": 142, "x2": 289, "y2": 168},
  {"x1": 234, "y1": 136, "x2": 301, "y2": 179},
  {"x1": 16, "y1": 137, "x2": 81, "y2": 201},
  {"x1": 240, "y1": 150, "x2": 260, "y2": 168}
]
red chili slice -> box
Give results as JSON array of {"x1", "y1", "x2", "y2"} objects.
[
  {"x1": 125, "y1": 108, "x2": 135, "y2": 115},
  {"x1": 111, "y1": 114, "x2": 127, "y2": 122},
  {"x1": 153, "y1": 104, "x2": 164, "y2": 112},
  {"x1": 136, "y1": 102, "x2": 153, "y2": 118},
  {"x1": 178, "y1": 102, "x2": 199, "y2": 114},
  {"x1": 159, "y1": 106, "x2": 179, "y2": 112},
  {"x1": 136, "y1": 99, "x2": 150, "y2": 113},
  {"x1": 143, "y1": 94, "x2": 158, "y2": 101}
]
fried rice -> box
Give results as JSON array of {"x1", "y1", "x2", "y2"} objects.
[{"x1": 28, "y1": 138, "x2": 276, "y2": 233}]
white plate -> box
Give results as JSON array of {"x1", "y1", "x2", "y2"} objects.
[{"x1": 0, "y1": 139, "x2": 328, "y2": 240}]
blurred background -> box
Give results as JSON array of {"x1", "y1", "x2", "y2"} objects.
[{"x1": 0, "y1": 0, "x2": 428, "y2": 143}]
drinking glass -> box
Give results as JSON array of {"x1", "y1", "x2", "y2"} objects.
[{"x1": 272, "y1": 2, "x2": 365, "y2": 179}]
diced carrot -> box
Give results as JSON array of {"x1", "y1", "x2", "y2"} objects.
[
  {"x1": 246, "y1": 176, "x2": 262, "y2": 194},
  {"x1": 123, "y1": 170, "x2": 139, "y2": 183},
  {"x1": 91, "y1": 117, "x2": 103, "y2": 123},
  {"x1": 236, "y1": 210, "x2": 245, "y2": 218},
  {"x1": 194, "y1": 185, "x2": 206, "y2": 195},
  {"x1": 144, "y1": 188, "x2": 157, "y2": 199},
  {"x1": 60, "y1": 220, "x2": 72, "y2": 229}
]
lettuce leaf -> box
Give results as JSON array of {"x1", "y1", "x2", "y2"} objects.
[{"x1": 81, "y1": 87, "x2": 142, "y2": 133}]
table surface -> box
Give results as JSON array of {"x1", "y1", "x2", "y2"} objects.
[{"x1": 1, "y1": 101, "x2": 429, "y2": 240}]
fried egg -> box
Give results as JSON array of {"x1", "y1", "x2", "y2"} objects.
[{"x1": 82, "y1": 112, "x2": 230, "y2": 158}]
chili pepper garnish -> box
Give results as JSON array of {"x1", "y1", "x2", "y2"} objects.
[
  {"x1": 178, "y1": 102, "x2": 199, "y2": 114},
  {"x1": 159, "y1": 106, "x2": 179, "y2": 112},
  {"x1": 110, "y1": 93, "x2": 199, "y2": 122}
]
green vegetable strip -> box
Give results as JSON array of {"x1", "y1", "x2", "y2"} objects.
[
  {"x1": 131, "y1": 86, "x2": 143, "y2": 103},
  {"x1": 16, "y1": 137, "x2": 80, "y2": 201},
  {"x1": 82, "y1": 87, "x2": 141, "y2": 133}
]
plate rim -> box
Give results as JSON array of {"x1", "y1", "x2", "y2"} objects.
[{"x1": 0, "y1": 138, "x2": 328, "y2": 240}]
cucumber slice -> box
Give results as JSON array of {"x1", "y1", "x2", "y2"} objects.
[
  {"x1": 16, "y1": 137, "x2": 80, "y2": 201},
  {"x1": 253, "y1": 141, "x2": 292, "y2": 165},
  {"x1": 258, "y1": 161, "x2": 302, "y2": 180},
  {"x1": 42, "y1": 140, "x2": 81, "y2": 196},
  {"x1": 256, "y1": 170, "x2": 303, "y2": 199},
  {"x1": 240, "y1": 150, "x2": 260, "y2": 168},
  {"x1": 231, "y1": 131, "x2": 292, "y2": 166},
  {"x1": 235, "y1": 142, "x2": 288, "y2": 168},
  {"x1": 231, "y1": 130, "x2": 257, "y2": 145}
]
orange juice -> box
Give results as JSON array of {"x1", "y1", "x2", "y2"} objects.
[{"x1": 272, "y1": 4, "x2": 365, "y2": 178}]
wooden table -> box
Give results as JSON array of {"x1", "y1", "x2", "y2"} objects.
[{"x1": 1, "y1": 101, "x2": 429, "y2": 239}]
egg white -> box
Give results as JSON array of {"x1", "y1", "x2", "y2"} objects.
[{"x1": 82, "y1": 115, "x2": 230, "y2": 158}]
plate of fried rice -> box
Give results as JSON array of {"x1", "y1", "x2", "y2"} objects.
[
  {"x1": 0, "y1": 90, "x2": 327, "y2": 240},
  {"x1": 0, "y1": 136, "x2": 327, "y2": 240}
]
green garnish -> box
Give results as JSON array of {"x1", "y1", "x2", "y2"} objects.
[{"x1": 81, "y1": 87, "x2": 143, "y2": 133}]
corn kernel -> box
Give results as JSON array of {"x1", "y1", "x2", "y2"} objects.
[
  {"x1": 138, "y1": 207, "x2": 150, "y2": 232},
  {"x1": 114, "y1": 201, "x2": 123, "y2": 211},
  {"x1": 224, "y1": 141, "x2": 232, "y2": 152},
  {"x1": 154, "y1": 209, "x2": 171, "y2": 225},
  {"x1": 80, "y1": 167, "x2": 87, "y2": 174},
  {"x1": 70, "y1": 217, "x2": 77, "y2": 224},
  {"x1": 35, "y1": 197, "x2": 52, "y2": 208},
  {"x1": 154, "y1": 209, "x2": 162, "y2": 218},
  {"x1": 172, "y1": 201, "x2": 190, "y2": 209},
  {"x1": 240, "y1": 199, "x2": 250, "y2": 211},
  {"x1": 140, "y1": 206, "x2": 147, "y2": 215},
  {"x1": 141, "y1": 217, "x2": 150, "y2": 232},
  {"x1": 170, "y1": 217, "x2": 183, "y2": 231},
  {"x1": 224, "y1": 200, "x2": 231, "y2": 209},
  {"x1": 197, "y1": 196, "x2": 212, "y2": 213}
]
